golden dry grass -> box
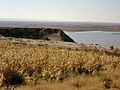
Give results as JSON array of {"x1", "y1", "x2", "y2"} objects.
[{"x1": 0, "y1": 40, "x2": 120, "y2": 90}]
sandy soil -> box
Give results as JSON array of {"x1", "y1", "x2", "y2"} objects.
[{"x1": 0, "y1": 36, "x2": 81, "y2": 48}]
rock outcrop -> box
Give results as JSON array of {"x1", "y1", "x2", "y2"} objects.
[{"x1": 0, "y1": 27, "x2": 75, "y2": 42}]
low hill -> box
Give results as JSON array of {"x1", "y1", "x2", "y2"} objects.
[{"x1": 0, "y1": 27, "x2": 75, "y2": 42}]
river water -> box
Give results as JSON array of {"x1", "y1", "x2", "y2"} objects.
[{"x1": 65, "y1": 31, "x2": 120, "y2": 48}]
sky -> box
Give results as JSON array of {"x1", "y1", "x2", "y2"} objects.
[{"x1": 0, "y1": 0, "x2": 120, "y2": 22}]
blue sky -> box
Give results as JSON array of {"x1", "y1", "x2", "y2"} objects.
[{"x1": 0, "y1": 0, "x2": 120, "y2": 22}]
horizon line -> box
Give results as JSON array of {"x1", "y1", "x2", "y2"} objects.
[{"x1": 0, "y1": 18, "x2": 120, "y2": 24}]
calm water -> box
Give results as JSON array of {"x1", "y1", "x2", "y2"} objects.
[{"x1": 65, "y1": 31, "x2": 120, "y2": 48}]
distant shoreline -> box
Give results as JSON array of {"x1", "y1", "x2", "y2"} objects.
[
  {"x1": 0, "y1": 21, "x2": 120, "y2": 32},
  {"x1": 0, "y1": 27, "x2": 120, "y2": 32},
  {"x1": 64, "y1": 29, "x2": 120, "y2": 32}
]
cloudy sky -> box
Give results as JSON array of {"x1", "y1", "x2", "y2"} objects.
[{"x1": 0, "y1": 0, "x2": 120, "y2": 22}]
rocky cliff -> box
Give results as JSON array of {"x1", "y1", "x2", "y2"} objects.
[{"x1": 0, "y1": 27, "x2": 75, "y2": 42}]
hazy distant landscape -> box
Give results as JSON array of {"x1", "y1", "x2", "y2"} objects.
[{"x1": 0, "y1": 21, "x2": 120, "y2": 32}]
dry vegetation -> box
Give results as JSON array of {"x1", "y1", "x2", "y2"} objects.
[{"x1": 0, "y1": 40, "x2": 120, "y2": 90}]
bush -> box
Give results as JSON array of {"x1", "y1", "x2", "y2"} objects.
[{"x1": 0, "y1": 69, "x2": 25, "y2": 87}]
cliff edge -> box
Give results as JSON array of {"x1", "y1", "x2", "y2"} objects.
[{"x1": 0, "y1": 27, "x2": 75, "y2": 42}]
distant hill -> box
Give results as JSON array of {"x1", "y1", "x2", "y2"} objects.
[
  {"x1": 0, "y1": 21, "x2": 120, "y2": 32},
  {"x1": 0, "y1": 27, "x2": 75, "y2": 42}
]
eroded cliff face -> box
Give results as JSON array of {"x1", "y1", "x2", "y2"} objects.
[{"x1": 0, "y1": 27, "x2": 75, "y2": 42}]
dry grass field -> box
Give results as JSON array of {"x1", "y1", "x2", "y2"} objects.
[{"x1": 0, "y1": 40, "x2": 120, "y2": 90}]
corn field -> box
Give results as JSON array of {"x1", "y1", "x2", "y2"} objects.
[{"x1": 0, "y1": 40, "x2": 120, "y2": 90}]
